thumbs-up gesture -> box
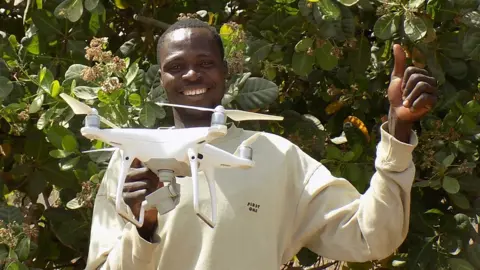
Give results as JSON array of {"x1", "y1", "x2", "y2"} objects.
[
  {"x1": 388, "y1": 44, "x2": 438, "y2": 121},
  {"x1": 387, "y1": 44, "x2": 438, "y2": 142}
]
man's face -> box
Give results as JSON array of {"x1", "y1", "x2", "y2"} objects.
[{"x1": 158, "y1": 27, "x2": 227, "y2": 120}]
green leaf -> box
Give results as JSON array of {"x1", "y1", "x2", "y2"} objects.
[
  {"x1": 408, "y1": 0, "x2": 425, "y2": 9},
  {"x1": 449, "y1": 193, "x2": 471, "y2": 209},
  {"x1": 295, "y1": 37, "x2": 314, "y2": 52},
  {"x1": 5, "y1": 261, "x2": 29, "y2": 270},
  {"x1": 139, "y1": 103, "x2": 156, "y2": 127},
  {"x1": 15, "y1": 237, "x2": 30, "y2": 261},
  {"x1": 441, "y1": 56, "x2": 468, "y2": 80},
  {"x1": 60, "y1": 156, "x2": 80, "y2": 171},
  {"x1": 467, "y1": 244, "x2": 480, "y2": 268},
  {"x1": 61, "y1": 135, "x2": 78, "y2": 152},
  {"x1": 403, "y1": 14, "x2": 427, "y2": 42},
  {"x1": 54, "y1": 0, "x2": 84, "y2": 22},
  {"x1": 463, "y1": 30, "x2": 480, "y2": 61},
  {"x1": 43, "y1": 208, "x2": 90, "y2": 252},
  {"x1": 50, "y1": 80, "x2": 61, "y2": 97},
  {"x1": 461, "y1": 11, "x2": 480, "y2": 29},
  {"x1": 315, "y1": 41, "x2": 338, "y2": 70},
  {"x1": 25, "y1": 169, "x2": 47, "y2": 200},
  {"x1": 97, "y1": 90, "x2": 110, "y2": 104},
  {"x1": 317, "y1": 0, "x2": 341, "y2": 21},
  {"x1": 234, "y1": 77, "x2": 279, "y2": 110},
  {"x1": 374, "y1": 13, "x2": 400, "y2": 40},
  {"x1": 247, "y1": 39, "x2": 273, "y2": 64},
  {"x1": 128, "y1": 93, "x2": 142, "y2": 107},
  {"x1": 442, "y1": 154, "x2": 455, "y2": 167},
  {"x1": 0, "y1": 76, "x2": 13, "y2": 99},
  {"x1": 0, "y1": 206, "x2": 24, "y2": 224},
  {"x1": 126, "y1": 63, "x2": 139, "y2": 86},
  {"x1": 443, "y1": 176, "x2": 460, "y2": 194},
  {"x1": 337, "y1": 0, "x2": 359, "y2": 6},
  {"x1": 31, "y1": 10, "x2": 61, "y2": 35},
  {"x1": 64, "y1": 64, "x2": 88, "y2": 82},
  {"x1": 448, "y1": 258, "x2": 475, "y2": 270},
  {"x1": 73, "y1": 86, "x2": 101, "y2": 99},
  {"x1": 84, "y1": 0, "x2": 99, "y2": 11},
  {"x1": 325, "y1": 145, "x2": 343, "y2": 160},
  {"x1": 29, "y1": 93, "x2": 44, "y2": 114},
  {"x1": 292, "y1": 51, "x2": 314, "y2": 76},
  {"x1": 347, "y1": 35, "x2": 370, "y2": 73},
  {"x1": 46, "y1": 125, "x2": 76, "y2": 149},
  {"x1": 49, "y1": 149, "x2": 73, "y2": 159}
]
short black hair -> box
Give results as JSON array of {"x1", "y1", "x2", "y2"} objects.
[{"x1": 156, "y1": 18, "x2": 225, "y2": 65}]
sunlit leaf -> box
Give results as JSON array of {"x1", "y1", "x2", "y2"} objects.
[{"x1": 374, "y1": 13, "x2": 400, "y2": 40}]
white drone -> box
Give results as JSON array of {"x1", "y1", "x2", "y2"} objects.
[{"x1": 59, "y1": 93, "x2": 283, "y2": 228}]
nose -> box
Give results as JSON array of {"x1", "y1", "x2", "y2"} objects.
[{"x1": 182, "y1": 68, "x2": 201, "y2": 81}]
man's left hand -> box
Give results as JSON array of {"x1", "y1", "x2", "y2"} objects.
[{"x1": 387, "y1": 44, "x2": 438, "y2": 142}]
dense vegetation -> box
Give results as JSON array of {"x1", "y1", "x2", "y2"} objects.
[{"x1": 1, "y1": 0, "x2": 480, "y2": 269}]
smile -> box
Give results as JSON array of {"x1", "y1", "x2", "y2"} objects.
[{"x1": 182, "y1": 88, "x2": 207, "y2": 96}]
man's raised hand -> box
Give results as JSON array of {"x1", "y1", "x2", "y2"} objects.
[{"x1": 388, "y1": 44, "x2": 438, "y2": 123}]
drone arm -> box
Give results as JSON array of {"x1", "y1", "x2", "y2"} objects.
[
  {"x1": 115, "y1": 150, "x2": 146, "y2": 228},
  {"x1": 201, "y1": 144, "x2": 254, "y2": 169}
]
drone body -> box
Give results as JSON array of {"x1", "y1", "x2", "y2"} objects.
[{"x1": 59, "y1": 93, "x2": 282, "y2": 229}]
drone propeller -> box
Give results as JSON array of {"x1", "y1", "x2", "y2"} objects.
[
  {"x1": 60, "y1": 93, "x2": 119, "y2": 129},
  {"x1": 82, "y1": 147, "x2": 118, "y2": 154},
  {"x1": 155, "y1": 102, "x2": 284, "y2": 122}
]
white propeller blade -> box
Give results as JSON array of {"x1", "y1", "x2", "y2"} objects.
[
  {"x1": 82, "y1": 147, "x2": 118, "y2": 154},
  {"x1": 225, "y1": 110, "x2": 283, "y2": 122},
  {"x1": 60, "y1": 93, "x2": 119, "y2": 129},
  {"x1": 155, "y1": 102, "x2": 283, "y2": 122},
  {"x1": 155, "y1": 102, "x2": 214, "y2": 112}
]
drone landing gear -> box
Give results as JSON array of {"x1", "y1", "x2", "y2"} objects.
[{"x1": 189, "y1": 148, "x2": 217, "y2": 228}]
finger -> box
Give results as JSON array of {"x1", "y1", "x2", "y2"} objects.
[
  {"x1": 403, "y1": 80, "x2": 437, "y2": 108},
  {"x1": 391, "y1": 44, "x2": 406, "y2": 79},
  {"x1": 402, "y1": 67, "x2": 433, "y2": 96},
  {"x1": 410, "y1": 93, "x2": 437, "y2": 112},
  {"x1": 123, "y1": 189, "x2": 147, "y2": 204},
  {"x1": 124, "y1": 180, "x2": 149, "y2": 192},
  {"x1": 125, "y1": 177, "x2": 158, "y2": 193},
  {"x1": 126, "y1": 167, "x2": 157, "y2": 182},
  {"x1": 131, "y1": 158, "x2": 143, "y2": 168}
]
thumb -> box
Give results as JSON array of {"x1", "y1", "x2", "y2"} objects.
[{"x1": 391, "y1": 44, "x2": 406, "y2": 80}]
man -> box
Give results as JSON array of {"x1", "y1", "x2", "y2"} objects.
[{"x1": 85, "y1": 18, "x2": 438, "y2": 269}]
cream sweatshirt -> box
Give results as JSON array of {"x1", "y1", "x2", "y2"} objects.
[{"x1": 85, "y1": 122, "x2": 418, "y2": 270}]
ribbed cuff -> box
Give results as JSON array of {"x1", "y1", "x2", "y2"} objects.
[{"x1": 376, "y1": 122, "x2": 418, "y2": 172}]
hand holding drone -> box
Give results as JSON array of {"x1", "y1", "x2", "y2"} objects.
[{"x1": 59, "y1": 93, "x2": 283, "y2": 228}]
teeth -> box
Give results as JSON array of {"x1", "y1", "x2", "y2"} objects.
[{"x1": 183, "y1": 88, "x2": 207, "y2": 96}]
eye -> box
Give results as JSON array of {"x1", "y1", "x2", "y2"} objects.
[
  {"x1": 200, "y1": 60, "x2": 213, "y2": 67},
  {"x1": 166, "y1": 64, "x2": 181, "y2": 72}
]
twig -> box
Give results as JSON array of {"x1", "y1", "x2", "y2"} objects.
[{"x1": 133, "y1": 14, "x2": 170, "y2": 30}]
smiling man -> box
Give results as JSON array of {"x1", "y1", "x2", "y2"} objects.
[{"x1": 85, "y1": 19, "x2": 438, "y2": 270}]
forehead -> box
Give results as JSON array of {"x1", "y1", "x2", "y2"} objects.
[{"x1": 158, "y1": 28, "x2": 221, "y2": 63}]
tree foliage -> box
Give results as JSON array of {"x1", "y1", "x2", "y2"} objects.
[{"x1": 1, "y1": 0, "x2": 480, "y2": 269}]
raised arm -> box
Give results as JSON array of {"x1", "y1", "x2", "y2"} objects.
[{"x1": 286, "y1": 122, "x2": 417, "y2": 262}]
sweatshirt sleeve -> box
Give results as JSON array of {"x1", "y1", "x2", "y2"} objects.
[
  {"x1": 286, "y1": 122, "x2": 418, "y2": 263},
  {"x1": 85, "y1": 150, "x2": 161, "y2": 270}
]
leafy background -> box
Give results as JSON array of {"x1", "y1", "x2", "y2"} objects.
[{"x1": 1, "y1": 0, "x2": 480, "y2": 269}]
